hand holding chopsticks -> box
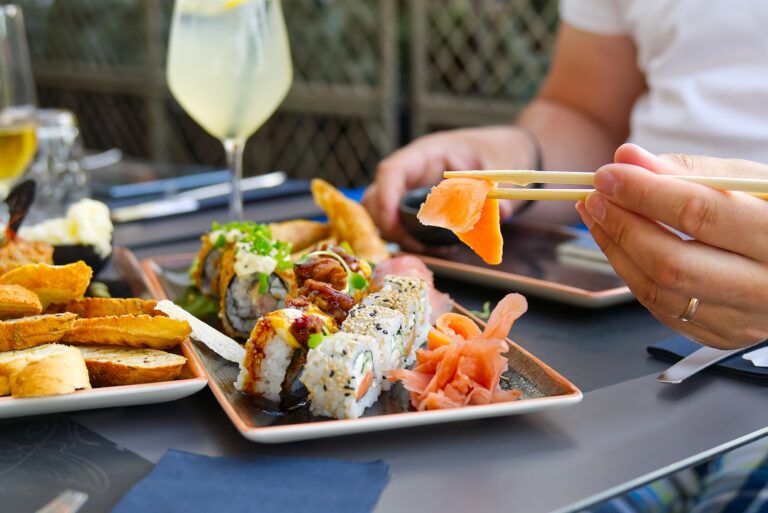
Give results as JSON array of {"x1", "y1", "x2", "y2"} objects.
[{"x1": 443, "y1": 170, "x2": 768, "y2": 201}]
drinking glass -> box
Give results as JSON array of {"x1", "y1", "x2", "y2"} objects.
[
  {"x1": 167, "y1": 0, "x2": 293, "y2": 220},
  {"x1": 0, "y1": 5, "x2": 36, "y2": 198}
]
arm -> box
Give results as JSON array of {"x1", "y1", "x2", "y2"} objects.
[{"x1": 363, "y1": 23, "x2": 646, "y2": 246}]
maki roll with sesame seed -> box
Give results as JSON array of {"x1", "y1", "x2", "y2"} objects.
[
  {"x1": 380, "y1": 275, "x2": 431, "y2": 348},
  {"x1": 236, "y1": 306, "x2": 337, "y2": 403},
  {"x1": 300, "y1": 332, "x2": 383, "y2": 419},
  {"x1": 341, "y1": 303, "x2": 405, "y2": 390},
  {"x1": 362, "y1": 290, "x2": 423, "y2": 365}
]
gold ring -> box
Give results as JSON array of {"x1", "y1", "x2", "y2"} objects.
[{"x1": 679, "y1": 297, "x2": 700, "y2": 322}]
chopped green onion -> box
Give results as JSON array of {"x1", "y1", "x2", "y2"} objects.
[
  {"x1": 350, "y1": 272, "x2": 368, "y2": 291},
  {"x1": 258, "y1": 272, "x2": 269, "y2": 295},
  {"x1": 340, "y1": 241, "x2": 353, "y2": 254},
  {"x1": 307, "y1": 332, "x2": 325, "y2": 349},
  {"x1": 214, "y1": 233, "x2": 226, "y2": 248},
  {"x1": 470, "y1": 301, "x2": 492, "y2": 321}
]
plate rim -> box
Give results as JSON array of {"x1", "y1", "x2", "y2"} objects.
[{"x1": 142, "y1": 252, "x2": 583, "y2": 443}]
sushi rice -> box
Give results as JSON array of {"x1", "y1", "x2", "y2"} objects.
[
  {"x1": 380, "y1": 275, "x2": 431, "y2": 348},
  {"x1": 301, "y1": 332, "x2": 383, "y2": 419},
  {"x1": 362, "y1": 289, "x2": 423, "y2": 365},
  {"x1": 342, "y1": 303, "x2": 405, "y2": 390}
]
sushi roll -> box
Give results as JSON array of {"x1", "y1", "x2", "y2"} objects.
[
  {"x1": 218, "y1": 233, "x2": 296, "y2": 339},
  {"x1": 191, "y1": 236, "x2": 224, "y2": 298},
  {"x1": 301, "y1": 332, "x2": 382, "y2": 419},
  {"x1": 362, "y1": 290, "x2": 422, "y2": 365},
  {"x1": 236, "y1": 306, "x2": 336, "y2": 402},
  {"x1": 341, "y1": 303, "x2": 404, "y2": 390},
  {"x1": 380, "y1": 275, "x2": 431, "y2": 346}
]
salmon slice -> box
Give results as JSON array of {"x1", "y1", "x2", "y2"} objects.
[
  {"x1": 417, "y1": 178, "x2": 493, "y2": 233},
  {"x1": 387, "y1": 293, "x2": 526, "y2": 411},
  {"x1": 417, "y1": 178, "x2": 503, "y2": 265},
  {"x1": 456, "y1": 195, "x2": 502, "y2": 265}
]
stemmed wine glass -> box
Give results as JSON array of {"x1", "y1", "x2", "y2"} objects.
[
  {"x1": 167, "y1": 0, "x2": 293, "y2": 220},
  {"x1": 0, "y1": 5, "x2": 37, "y2": 198}
]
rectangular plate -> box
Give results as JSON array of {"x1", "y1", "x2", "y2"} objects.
[
  {"x1": 141, "y1": 252, "x2": 582, "y2": 443},
  {"x1": 0, "y1": 247, "x2": 208, "y2": 419},
  {"x1": 408, "y1": 222, "x2": 632, "y2": 308}
]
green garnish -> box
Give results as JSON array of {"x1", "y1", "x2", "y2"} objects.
[
  {"x1": 209, "y1": 220, "x2": 293, "y2": 272},
  {"x1": 307, "y1": 332, "x2": 326, "y2": 349},
  {"x1": 177, "y1": 287, "x2": 219, "y2": 320},
  {"x1": 350, "y1": 272, "x2": 367, "y2": 291},
  {"x1": 258, "y1": 272, "x2": 269, "y2": 295},
  {"x1": 470, "y1": 301, "x2": 492, "y2": 321},
  {"x1": 87, "y1": 281, "x2": 111, "y2": 298},
  {"x1": 188, "y1": 256, "x2": 200, "y2": 278},
  {"x1": 305, "y1": 250, "x2": 369, "y2": 295},
  {"x1": 340, "y1": 241, "x2": 354, "y2": 254}
]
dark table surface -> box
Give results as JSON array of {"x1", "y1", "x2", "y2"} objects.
[{"x1": 5, "y1": 187, "x2": 768, "y2": 513}]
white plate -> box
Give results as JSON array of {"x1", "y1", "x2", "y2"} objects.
[
  {"x1": 143, "y1": 253, "x2": 583, "y2": 444},
  {"x1": 0, "y1": 377, "x2": 207, "y2": 419}
]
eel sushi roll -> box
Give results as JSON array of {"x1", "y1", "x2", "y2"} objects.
[
  {"x1": 236, "y1": 307, "x2": 336, "y2": 402},
  {"x1": 301, "y1": 332, "x2": 383, "y2": 419},
  {"x1": 380, "y1": 275, "x2": 431, "y2": 346},
  {"x1": 218, "y1": 244, "x2": 296, "y2": 339},
  {"x1": 341, "y1": 303, "x2": 405, "y2": 390},
  {"x1": 191, "y1": 236, "x2": 225, "y2": 298},
  {"x1": 362, "y1": 290, "x2": 422, "y2": 365}
]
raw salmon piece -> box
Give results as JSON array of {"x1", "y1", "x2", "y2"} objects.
[
  {"x1": 417, "y1": 178, "x2": 493, "y2": 233},
  {"x1": 456, "y1": 195, "x2": 503, "y2": 265}
]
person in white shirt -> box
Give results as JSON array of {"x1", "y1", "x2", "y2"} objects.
[{"x1": 363, "y1": 2, "x2": 768, "y2": 510}]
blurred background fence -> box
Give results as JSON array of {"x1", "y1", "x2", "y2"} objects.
[{"x1": 18, "y1": 0, "x2": 557, "y2": 187}]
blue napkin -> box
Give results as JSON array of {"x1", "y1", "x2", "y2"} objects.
[
  {"x1": 647, "y1": 336, "x2": 768, "y2": 385},
  {"x1": 110, "y1": 449, "x2": 390, "y2": 513}
]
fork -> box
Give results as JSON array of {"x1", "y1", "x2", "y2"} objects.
[{"x1": 34, "y1": 490, "x2": 89, "y2": 513}]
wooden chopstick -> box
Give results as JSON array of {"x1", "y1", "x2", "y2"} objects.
[
  {"x1": 487, "y1": 188, "x2": 768, "y2": 201},
  {"x1": 444, "y1": 170, "x2": 768, "y2": 194}
]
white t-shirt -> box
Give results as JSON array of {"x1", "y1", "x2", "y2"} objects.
[{"x1": 560, "y1": 0, "x2": 768, "y2": 163}]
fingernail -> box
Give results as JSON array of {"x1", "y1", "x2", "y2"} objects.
[
  {"x1": 594, "y1": 169, "x2": 618, "y2": 196},
  {"x1": 575, "y1": 201, "x2": 594, "y2": 228},
  {"x1": 585, "y1": 193, "x2": 606, "y2": 221}
]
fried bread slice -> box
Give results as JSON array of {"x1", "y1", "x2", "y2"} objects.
[
  {"x1": 0, "y1": 261, "x2": 92, "y2": 308},
  {"x1": 47, "y1": 298, "x2": 159, "y2": 318},
  {"x1": 0, "y1": 313, "x2": 78, "y2": 351},
  {"x1": 76, "y1": 345, "x2": 187, "y2": 387},
  {"x1": 62, "y1": 315, "x2": 191, "y2": 350},
  {"x1": 0, "y1": 284, "x2": 42, "y2": 319},
  {"x1": 10, "y1": 346, "x2": 90, "y2": 398}
]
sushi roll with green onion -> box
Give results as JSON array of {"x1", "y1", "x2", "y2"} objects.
[
  {"x1": 341, "y1": 303, "x2": 405, "y2": 390},
  {"x1": 301, "y1": 332, "x2": 383, "y2": 419}
]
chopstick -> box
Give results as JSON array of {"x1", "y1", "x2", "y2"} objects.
[{"x1": 444, "y1": 170, "x2": 768, "y2": 201}]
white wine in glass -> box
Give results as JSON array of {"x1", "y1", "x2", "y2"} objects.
[
  {"x1": 0, "y1": 5, "x2": 37, "y2": 196},
  {"x1": 167, "y1": 0, "x2": 293, "y2": 220}
]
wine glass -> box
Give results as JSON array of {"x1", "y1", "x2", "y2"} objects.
[
  {"x1": 166, "y1": 0, "x2": 293, "y2": 220},
  {"x1": 0, "y1": 5, "x2": 37, "y2": 198}
]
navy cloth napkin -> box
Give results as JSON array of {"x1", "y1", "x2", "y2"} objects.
[
  {"x1": 647, "y1": 336, "x2": 768, "y2": 385},
  {"x1": 110, "y1": 449, "x2": 390, "y2": 513}
]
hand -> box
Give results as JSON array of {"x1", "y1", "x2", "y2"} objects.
[
  {"x1": 576, "y1": 143, "x2": 768, "y2": 349},
  {"x1": 362, "y1": 126, "x2": 536, "y2": 251}
]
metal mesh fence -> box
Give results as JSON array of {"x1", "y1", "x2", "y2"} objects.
[{"x1": 19, "y1": 0, "x2": 557, "y2": 187}]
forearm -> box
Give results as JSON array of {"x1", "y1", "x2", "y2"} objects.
[{"x1": 514, "y1": 98, "x2": 620, "y2": 223}]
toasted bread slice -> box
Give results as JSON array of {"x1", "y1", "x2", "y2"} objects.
[
  {"x1": 0, "y1": 375, "x2": 9, "y2": 396},
  {"x1": 0, "y1": 261, "x2": 92, "y2": 307},
  {"x1": 62, "y1": 315, "x2": 191, "y2": 350},
  {"x1": 10, "y1": 346, "x2": 90, "y2": 398},
  {"x1": 0, "y1": 284, "x2": 42, "y2": 319},
  {"x1": 76, "y1": 345, "x2": 186, "y2": 387},
  {"x1": 0, "y1": 343, "x2": 71, "y2": 376},
  {"x1": 0, "y1": 313, "x2": 78, "y2": 351},
  {"x1": 47, "y1": 298, "x2": 160, "y2": 318}
]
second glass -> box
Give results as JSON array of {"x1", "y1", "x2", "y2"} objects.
[{"x1": 166, "y1": 0, "x2": 293, "y2": 220}]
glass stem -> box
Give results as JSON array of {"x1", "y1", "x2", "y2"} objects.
[{"x1": 223, "y1": 138, "x2": 245, "y2": 221}]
